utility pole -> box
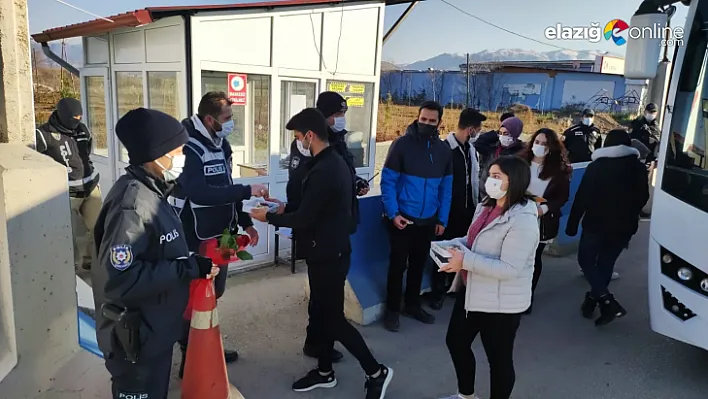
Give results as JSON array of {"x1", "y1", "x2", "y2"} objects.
[{"x1": 466, "y1": 53, "x2": 470, "y2": 107}]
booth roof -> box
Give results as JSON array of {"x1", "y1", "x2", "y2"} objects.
[{"x1": 32, "y1": 0, "x2": 420, "y2": 43}]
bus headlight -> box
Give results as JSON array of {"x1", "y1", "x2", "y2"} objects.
[
  {"x1": 701, "y1": 279, "x2": 708, "y2": 292},
  {"x1": 677, "y1": 267, "x2": 693, "y2": 281},
  {"x1": 662, "y1": 254, "x2": 673, "y2": 264}
]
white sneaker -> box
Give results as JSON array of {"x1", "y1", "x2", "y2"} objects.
[{"x1": 578, "y1": 269, "x2": 620, "y2": 280}]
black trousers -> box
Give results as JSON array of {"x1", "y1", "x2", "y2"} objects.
[
  {"x1": 386, "y1": 221, "x2": 435, "y2": 311},
  {"x1": 179, "y1": 264, "x2": 228, "y2": 349},
  {"x1": 446, "y1": 291, "x2": 521, "y2": 399},
  {"x1": 578, "y1": 231, "x2": 631, "y2": 298},
  {"x1": 308, "y1": 254, "x2": 380, "y2": 375},
  {"x1": 105, "y1": 350, "x2": 173, "y2": 399},
  {"x1": 530, "y1": 243, "x2": 546, "y2": 301}
]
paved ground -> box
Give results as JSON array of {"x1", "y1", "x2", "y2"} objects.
[{"x1": 165, "y1": 223, "x2": 708, "y2": 399}]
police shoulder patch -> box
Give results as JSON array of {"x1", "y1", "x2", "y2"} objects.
[
  {"x1": 51, "y1": 132, "x2": 61, "y2": 141},
  {"x1": 110, "y1": 244, "x2": 133, "y2": 271},
  {"x1": 291, "y1": 156, "x2": 300, "y2": 169}
]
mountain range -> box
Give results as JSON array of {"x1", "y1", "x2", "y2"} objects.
[{"x1": 385, "y1": 49, "x2": 624, "y2": 71}]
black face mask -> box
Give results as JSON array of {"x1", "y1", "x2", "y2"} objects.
[
  {"x1": 417, "y1": 122, "x2": 438, "y2": 138},
  {"x1": 56, "y1": 98, "x2": 83, "y2": 131}
]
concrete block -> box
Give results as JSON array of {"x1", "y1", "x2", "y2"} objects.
[{"x1": 0, "y1": 145, "x2": 94, "y2": 396}]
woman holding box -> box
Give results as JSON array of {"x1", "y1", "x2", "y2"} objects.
[{"x1": 437, "y1": 156, "x2": 540, "y2": 399}]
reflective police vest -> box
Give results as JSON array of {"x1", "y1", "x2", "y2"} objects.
[
  {"x1": 35, "y1": 123, "x2": 99, "y2": 198},
  {"x1": 170, "y1": 135, "x2": 237, "y2": 244}
]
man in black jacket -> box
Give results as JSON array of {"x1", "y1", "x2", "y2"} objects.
[
  {"x1": 251, "y1": 108, "x2": 393, "y2": 398},
  {"x1": 566, "y1": 129, "x2": 649, "y2": 327},
  {"x1": 35, "y1": 98, "x2": 102, "y2": 271},
  {"x1": 92, "y1": 108, "x2": 219, "y2": 398},
  {"x1": 562, "y1": 108, "x2": 602, "y2": 163},
  {"x1": 629, "y1": 103, "x2": 660, "y2": 163},
  {"x1": 428, "y1": 108, "x2": 486, "y2": 310}
]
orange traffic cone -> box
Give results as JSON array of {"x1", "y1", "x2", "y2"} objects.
[{"x1": 181, "y1": 278, "x2": 230, "y2": 399}]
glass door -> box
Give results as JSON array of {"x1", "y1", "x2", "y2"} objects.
[
  {"x1": 278, "y1": 79, "x2": 318, "y2": 175},
  {"x1": 80, "y1": 67, "x2": 114, "y2": 194}
]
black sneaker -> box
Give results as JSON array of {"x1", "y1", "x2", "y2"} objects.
[
  {"x1": 365, "y1": 365, "x2": 394, "y2": 399},
  {"x1": 581, "y1": 292, "x2": 597, "y2": 319},
  {"x1": 302, "y1": 344, "x2": 344, "y2": 363},
  {"x1": 383, "y1": 311, "x2": 400, "y2": 332},
  {"x1": 292, "y1": 369, "x2": 337, "y2": 392},
  {"x1": 595, "y1": 294, "x2": 627, "y2": 326},
  {"x1": 224, "y1": 348, "x2": 239, "y2": 363},
  {"x1": 403, "y1": 306, "x2": 435, "y2": 324}
]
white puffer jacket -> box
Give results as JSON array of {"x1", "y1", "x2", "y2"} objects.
[{"x1": 440, "y1": 200, "x2": 540, "y2": 314}]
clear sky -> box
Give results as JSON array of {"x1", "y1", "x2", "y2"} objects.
[{"x1": 28, "y1": 0, "x2": 689, "y2": 64}]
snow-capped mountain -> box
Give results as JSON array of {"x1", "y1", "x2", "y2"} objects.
[{"x1": 395, "y1": 49, "x2": 622, "y2": 71}]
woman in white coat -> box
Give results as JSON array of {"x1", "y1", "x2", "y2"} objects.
[{"x1": 438, "y1": 155, "x2": 540, "y2": 399}]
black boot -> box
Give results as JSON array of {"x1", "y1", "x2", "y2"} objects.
[
  {"x1": 595, "y1": 294, "x2": 627, "y2": 326},
  {"x1": 402, "y1": 305, "x2": 435, "y2": 324},
  {"x1": 383, "y1": 311, "x2": 400, "y2": 332},
  {"x1": 428, "y1": 293, "x2": 445, "y2": 310},
  {"x1": 581, "y1": 292, "x2": 598, "y2": 319}
]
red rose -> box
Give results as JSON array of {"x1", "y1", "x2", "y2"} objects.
[{"x1": 236, "y1": 234, "x2": 250, "y2": 249}]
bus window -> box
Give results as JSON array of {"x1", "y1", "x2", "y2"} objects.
[{"x1": 662, "y1": 3, "x2": 708, "y2": 212}]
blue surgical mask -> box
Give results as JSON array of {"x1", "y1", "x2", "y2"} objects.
[
  {"x1": 332, "y1": 117, "x2": 346, "y2": 132},
  {"x1": 216, "y1": 119, "x2": 235, "y2": 138},
  {"x1": 157, "y1": 154, "x2": 185, "y2": 182}
]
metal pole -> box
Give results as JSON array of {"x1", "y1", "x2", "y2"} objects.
[
  {"x1": 383, "y1": 1, "x2": 420, "y2": 44},
  {"x1": 466, "y1": 53, "x2": 470, "y2": 107}
]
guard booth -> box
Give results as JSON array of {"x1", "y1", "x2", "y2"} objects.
[{"x1": 33, "y1": 0, "x2": 413, "y2": 271}]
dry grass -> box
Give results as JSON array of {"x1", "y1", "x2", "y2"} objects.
[{"x1": 376, "y1": 103, "x2": 627, "y2": 143}]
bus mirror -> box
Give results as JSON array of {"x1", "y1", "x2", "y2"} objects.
[{"x1": 624, "y1": 13, "x2": 669, "y2": 79}]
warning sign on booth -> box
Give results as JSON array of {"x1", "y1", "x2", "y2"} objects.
[{"x1": 228, "y1": 73, "x2": 247, "y2": 105}]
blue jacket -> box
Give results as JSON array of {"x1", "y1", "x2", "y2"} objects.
[
  {"x1": 171, "y1": 116, "x2": 252, "y2": 252},
  {"x1": 381, "y1": 122, "x2": 453, "y2": 226}
]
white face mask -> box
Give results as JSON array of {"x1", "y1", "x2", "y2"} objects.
[
  {"x1": 485, "y1": 177, "x2": 507, "y2": 199},
  {"x1": 499, "y1": 135, "x2": 514, "y2": 147},
  {"x1": 645, "y1": 112, "x2": 657, "y2": 122},
  {"x1": 582, "y1": 117, "x2": 593, "y2": 126},
  {"x1": 216, "y1": 119, "x2": 235, "y2": 138},
  {"x1": 332, "y1": 117, "x2": 347, "y2": 132},
  {"x1": 296, "y1": 136, "x2": 312, "y2": 157},
  {"x1": 532, "y1": 144, "x2": 547, "y2": 158},
  {"x1": 157, "y1": 154, "x2": 185, "y2": 182}
]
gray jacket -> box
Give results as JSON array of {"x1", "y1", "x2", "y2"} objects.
[
  {"x1": 92, "y1": 165, "x2": 201, "y2": 360},
  {"x1": 439, "y1": 200, "x2": 540, "y2": 314}
]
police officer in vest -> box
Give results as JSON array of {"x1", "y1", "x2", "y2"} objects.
[
  {"x1": 92, "y1": 108, "x2": 220, "y2": 399},
  {"x1": 172, "y1": 91, "x2": 268, "y2": 376},
  {"x1": 562, "y1": 108, "x2": 603, "y2": 163},
  {"x1": 34, "y1": 97, "x2": 102, "y2": 272}
]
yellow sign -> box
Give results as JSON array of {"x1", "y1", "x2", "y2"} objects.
[
  {"x1": 346, "y1": 96, "x2": 365, "y2": 108},
  {"x1": 349, "y1": 84, "x2": 365, "y2": 94},
  {"x1": 328, "y1": 82, "x2": 347, "y2": 93},
  {"x1": 328, "y1": 82, "x2": 366, "y2": 95}
]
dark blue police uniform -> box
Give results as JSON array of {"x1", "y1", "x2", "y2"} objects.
[{"x1": 92, "y1": 109, "x2": 212, "y2": 398}]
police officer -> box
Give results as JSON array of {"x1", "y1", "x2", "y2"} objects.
[
  {"x1": 250, "y1": 108, "x2": 393, "y2": 398},
  {"x1": 172, "y1": 91, "x2": 268, "y2": 375},
  {"x1": 630, "y1": 103, "x2": 661, "y2": 163},
  {"x1": 92, "y1": 108, "x2": 219, "y2": 399},
  {"x1": 35, "y1": 97, "x2": 102, "y2": 271},
  {"x1": 562, "y1": 108, "x2": 602, "y2": 163}
]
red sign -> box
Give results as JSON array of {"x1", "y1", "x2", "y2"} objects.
[{"x1": 227, "y1": 73, "x2": 247, "y2": 105}]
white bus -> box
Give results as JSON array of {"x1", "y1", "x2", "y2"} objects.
[{"x1": 628, "y1": 0, "x2": 708, "y2": 350}]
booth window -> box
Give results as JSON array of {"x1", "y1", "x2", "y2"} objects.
[
  {"x1": 148, "y1": 72, "x2": 179, "y2": 119},
  {"x1": 279, "y1": 81, "x2": 316, "y2": 169},
  {"x1": 115, "y1": 71, "x2": 144, "y2": 163},
  {"x1": 84, "y1": 76, "x2": 108, "y2": 157},
  {"x1": 325, "y1": 80, "x2": 374, "y2": 167},
  {"x1": 201, "y1": 71, "x2": 271, "y2": 178}
]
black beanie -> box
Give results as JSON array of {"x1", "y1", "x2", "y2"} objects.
[
  {"x1": 115, "y1": 108, "x2": 189, "y2": 165},
  {"x1": 604, "y1": 129, "x2": 632, "y2": 147},
  {"x1": 316, "y1": 91, "x2": 348, "y2": 118}
]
